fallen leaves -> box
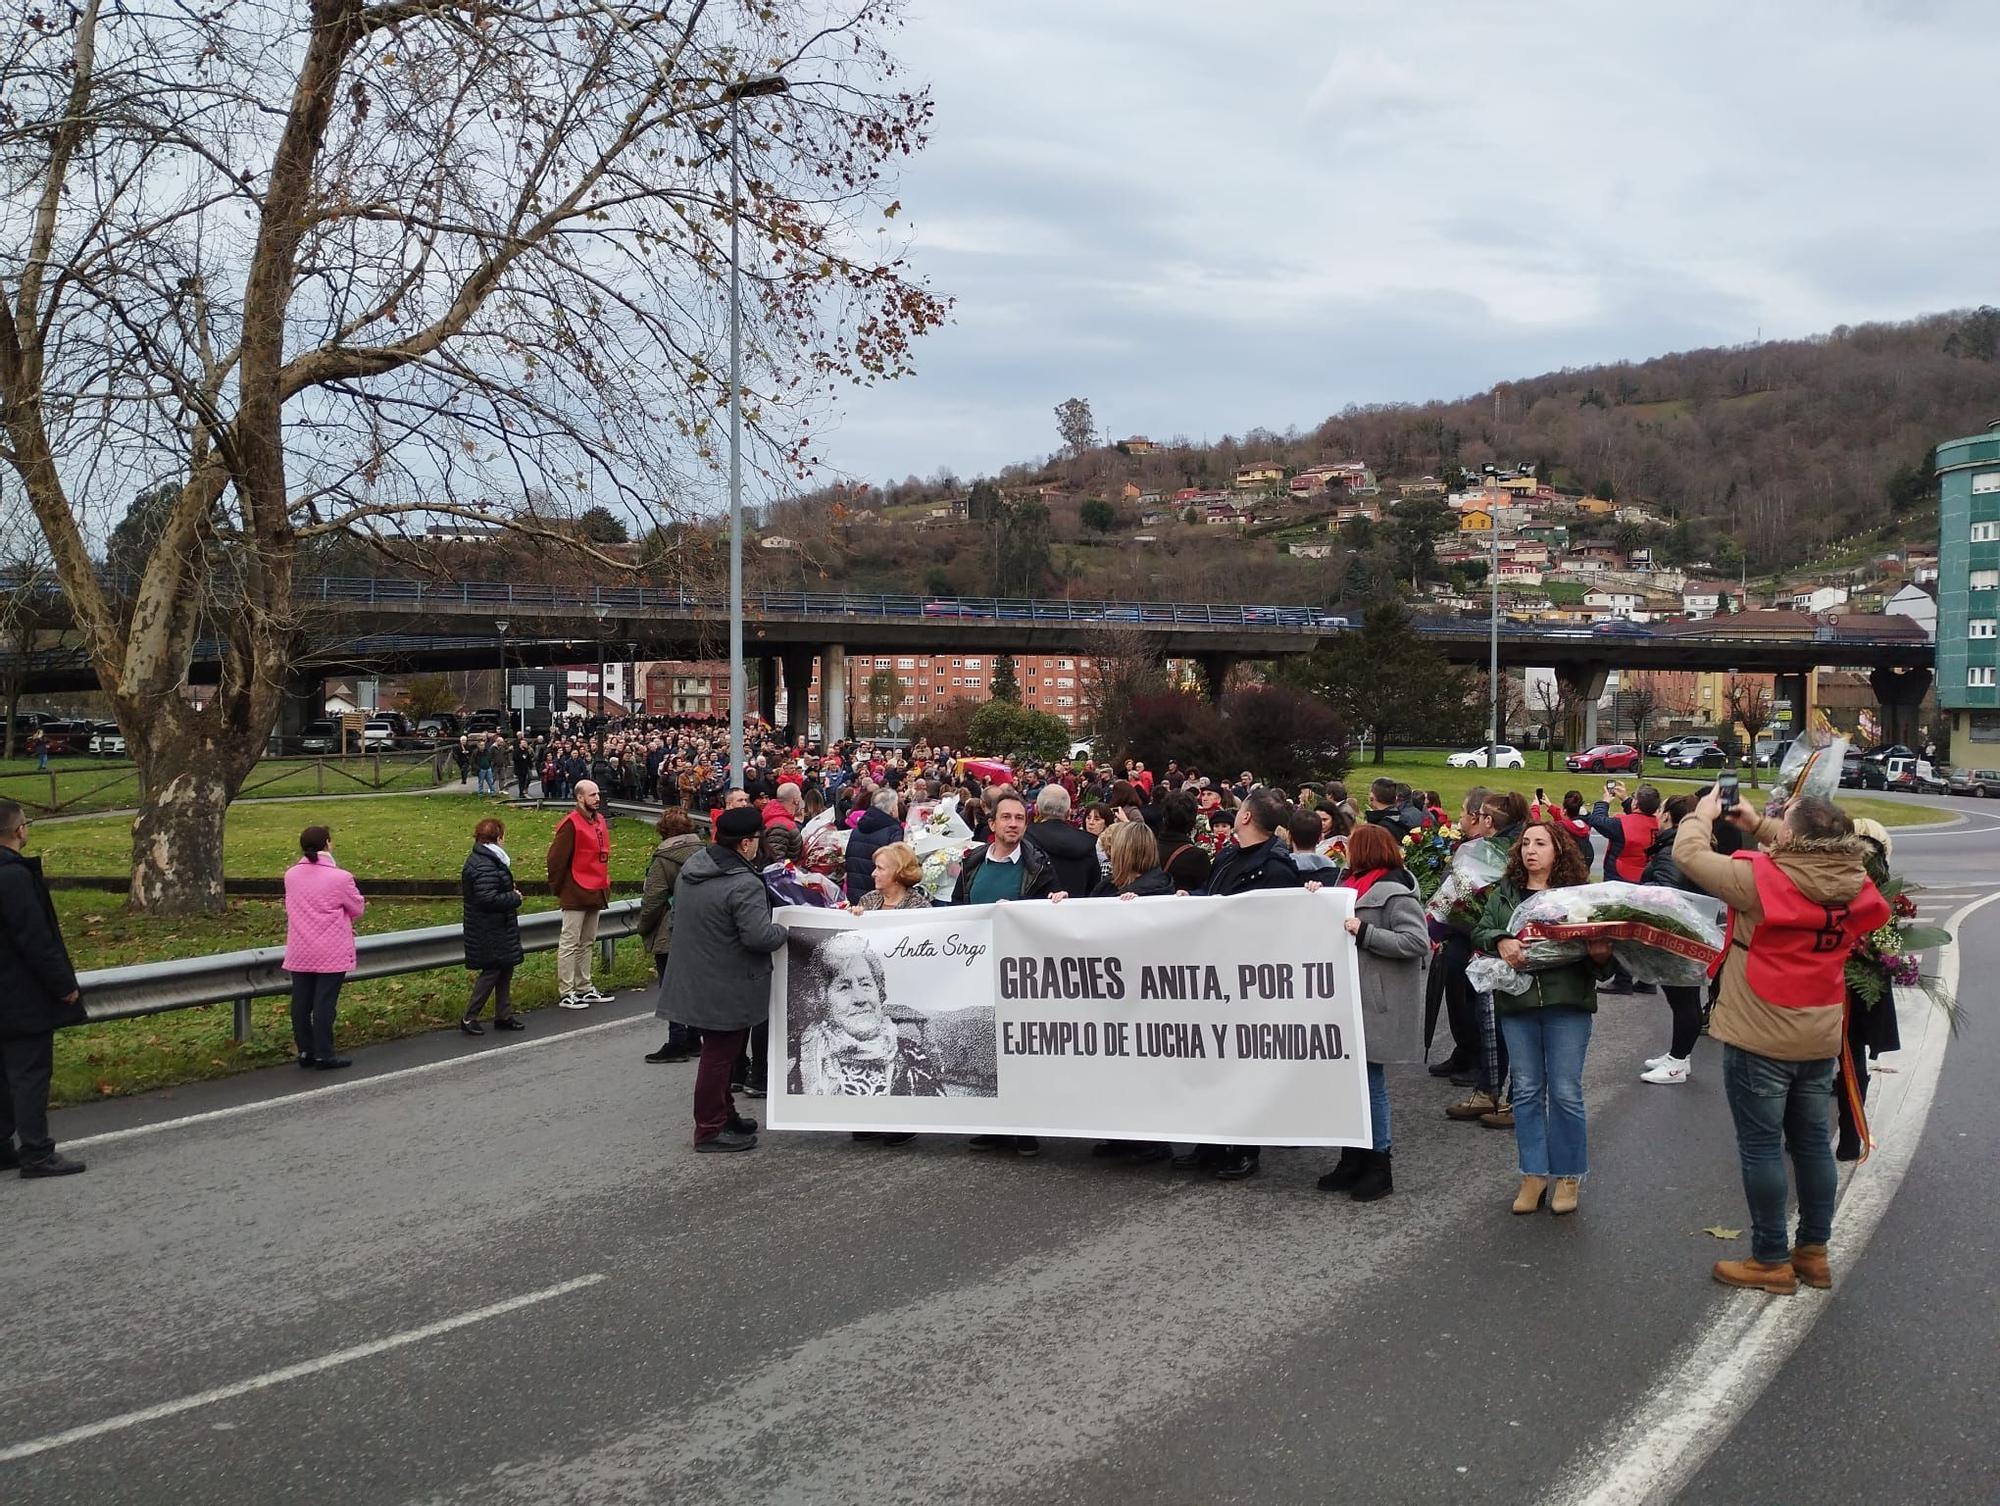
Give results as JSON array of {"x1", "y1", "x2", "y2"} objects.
[{"x1": 1703, "y1": 1226, "x2": 1744, "y2": 1240}]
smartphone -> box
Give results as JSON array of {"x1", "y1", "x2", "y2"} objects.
[{"x1": 1717, "y1": 771, "x2": 1740, "y2": 810}]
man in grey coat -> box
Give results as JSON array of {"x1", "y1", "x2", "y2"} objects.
[{"x1": 657, "y1": 806, "x2": 787, "y2": 1153}]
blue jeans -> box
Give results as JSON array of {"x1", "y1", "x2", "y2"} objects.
[
  {"x1": 1498, "y1": 1008, "x2": 1593, "y2": 1177},
  {"x1": 1366, "y1": 1061, "x2": 1390, "y2": 1151},
  {"x1": 1722, "y1": 1045, "x2": 1838, "y2": 1264}
]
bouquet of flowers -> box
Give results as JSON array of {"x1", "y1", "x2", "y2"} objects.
[
  {"x1": 907, "y1": 794, "x2": 982, "y2": 901},
  {"x1": 798, "y1": 808, "x2": 850, "y2": 880},
  {"x1": 1424, "y1": 835, "x2": 1509, "y2": 930},
  {"x1": 1467, "y1": 882, "x2": 1729, "y2": 994},
  {"x1": 1766, "y1": 729, "x2": 1847, "y2": 813},
  {"x1": 1847, "y1": 873, "x2": 1956, "y2": 1025},
  {"x1": 1402, "y1": 822, "x2": 1460, "y2": 902}
]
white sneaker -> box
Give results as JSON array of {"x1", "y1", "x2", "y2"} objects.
[
  {"x1": 581, "y1": 984, "x2": 614, "y2": 1004},
  {"x1": 1643, "y1": 1053, "x2": 1672, "y2": 1071},
  {"x1": 1640, "y1": 1056, "x2": 1691, "y2": 1084},
  {"x1": 557, "y1": 992, "x2": 590, "y2": 1011}
]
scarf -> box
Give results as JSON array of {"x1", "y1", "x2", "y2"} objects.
[
  {"x1": 797, "y1": 1019, "x2": 900, "y2": 1095},
  {"x1": 482, "y1": 842, "x2": 512, "y2": 869},
  {"x1": 1342, "y1": 867, "x2": 1393, "y2": 901}
]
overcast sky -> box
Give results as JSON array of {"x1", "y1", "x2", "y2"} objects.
[{"x1": 801, "y1": 0, "x2": 2000, "y2": 491}]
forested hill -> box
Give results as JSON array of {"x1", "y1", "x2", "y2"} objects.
[{"x1": 1291, "y1": 308, "x2": 2000, "y2": 563}]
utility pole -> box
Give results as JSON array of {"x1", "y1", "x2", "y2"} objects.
[{"x1": 1486, "y1": 519, "x2": 1500, "y2": 768}]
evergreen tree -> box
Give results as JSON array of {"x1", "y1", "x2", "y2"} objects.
[{"x1": 990, "y1": 653, "x2": 1019, "y2": 703}]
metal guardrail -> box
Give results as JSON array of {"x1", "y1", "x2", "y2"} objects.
[{"x1": 76, "y1": 899, "x2": 642, "y2": 1043}]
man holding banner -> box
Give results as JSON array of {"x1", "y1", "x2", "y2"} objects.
[{"x1": 1184, "y1": 788, "x2": 1306, "y2": 1182}]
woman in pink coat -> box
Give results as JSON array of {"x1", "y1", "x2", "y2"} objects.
[{"x1": 283, "y1": 825, "x2": 366, "y2": 1071}]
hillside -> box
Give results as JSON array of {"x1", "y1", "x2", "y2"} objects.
[{"x1": 750, "y1": 309, "x2": 1997, "y2": 603}]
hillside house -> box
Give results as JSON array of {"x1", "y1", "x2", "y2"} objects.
[
  {"x1": 1120, "y1": 482, "x2": 1143, "y2": 501},
  {"x1": 1497, "y1": 475, "x2": 1538, "y2": 495},
  {"x1": 1576, "y1": 497, "x2": 1617, "y2": 517},
  {"x1": 1234, "y1": 462, "x2": 1285, "y2": 490},
  {"x1": 1141, "y1": 509, "x2": 1170, "y2": 527},
  {"x1": 1496, "y1": 562, "x2": 1544, "y2": 584},
  {"x1": 1520, "y1": 524, "x2": 1570, "y2": 549},
  {"x1": 927, "y1": 497, "x2": 969, "y2": 522},
  {"x1": 1204, "y1": 504, "x2": 1255, "y2": 526},
  {"x1": 1681, "y1": 587, "x2": 1724, "y2": 619},
  {"x1": 1399, "y1": 475, "x2": 1446, "y2": 500},
  {"x1": 1885, "y1": 582, "x2": 1937, "y2": 640},
  {"x1": 1287, "y1": 472, "x2": 1328, "y2": 496},
  {"x1": 1790, "y1": 585, "x2": 1849, "y2": 615},
  {"x1": 1458, "y1": 508, "x2": 1494, "y2": 533},
  {"x1": 1116, "y1": 436, "x2": 1158, "y2": 456}
]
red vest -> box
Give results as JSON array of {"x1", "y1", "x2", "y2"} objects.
[
  {"x1": 1732, "y1": 852, "x2": 1888, "y2": 1008},
  {"x1": 561, "y1": 810, "x2": 611, "y2": 891},
  {"x1": 1612, "y1": 811, "x2": 1658, "y2": 882}
]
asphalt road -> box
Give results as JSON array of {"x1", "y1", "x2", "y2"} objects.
[{"x1": 2, "y1": 802, "x2": 1995, "y2": 1505}]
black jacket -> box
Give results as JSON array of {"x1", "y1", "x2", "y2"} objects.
[
  {"x1": 0, "y1": 846, "x2": 84, "y2": 1039},
  {"x1": 1201, "y1": 835, "x2": 1306, "y2": 896},
  {"x1": 1091, "y1": 866, "x2": 1175, "y2": 898},
  {"x1": 845, "y1": 808, "x2": 905, "y2": 903},
  {"x1": 460, "y1": 846, "x2": 525, "y2": 970},
  {"x1": 950, "y1": 838, "x2": 1056, "y2": 905},
  {"x1": 1364, "y1": 807, "x2": 1416, "y2": 844},
  {"x1": 1159, "y1": 834, "x2": 1213, "y2": 893},
  {"x1": 1639, "y1": 830, "x2": 1690, "y2": 892},
  {"x1": 1029, "y1": 818, "x2": 1101, "y2": 898}
]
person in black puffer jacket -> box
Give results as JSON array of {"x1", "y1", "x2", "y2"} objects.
[
  {"x1": 845, "y1": 790, "x2": 905, "y2": 904},
  {"x1": 460, "y1": 817, "x2": 526, "y2": 1034}
]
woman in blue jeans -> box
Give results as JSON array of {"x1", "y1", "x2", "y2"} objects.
[{"x1": 1475, "y1": 821, "x2": 1615, "y2": 1216}]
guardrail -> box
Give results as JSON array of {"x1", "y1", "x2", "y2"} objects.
[{"x1": 76, "y1": 899, "x2": 641, "y2": 1043}]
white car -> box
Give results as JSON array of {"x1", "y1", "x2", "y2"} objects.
[
  {"x1": 89, "y1": 723, "x2": 126, "y2": 756},
  {"x1": 1447, "y1": 744, "x2": 1524, "y2": 769},
  {"x1": 361, "y1": 719, "x2": 397, "y2": 749}
]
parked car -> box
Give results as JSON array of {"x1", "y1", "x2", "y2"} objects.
[
  {"x1": 1947, "y1": 767, "x2": 2000, "y2": 797},
  {"x1": 361, "y1": 719, "x2": 397, "y2": 750},
  {"x1": 1648, "y1": 736, "x2": 1706, "y2": 758},
  {"x1": 1839, "y1": 751, "x2": 1870, "y2": 788},
  {"x1": 1663, "y1": 740, "x2": 1728, "y2": 770},
  {"x1": 88, "y1": 723, "x2": 126, "y2": 756},
  {"x1": 1863, "y1": 744, "x2": 1917, "y2": 765},
  {"x1": 416, "y1": 715, "x2": 461, "y2": 741},
  {"x1": 1565, "y1": 743, "x2": 1643, "y2": 774},
  {"x1": 1447, "y1": 744, "x2": 1525, "y2": 769},
  {"x1": 1881, "y1": 756, "x2": 1946, "y2": 794},
  {"x1": 35, "y1": 719, "x2": 93, "y2": 755},
  {"x1": 1753, "y1": 737, "x2": 1793, "y2": 768},
  {"x1": 299, "y1": 719, "x2": 341, "y2": 755},
  {"x1": 1313, "y1": 614, "x2": 1352, "y2": 630}
]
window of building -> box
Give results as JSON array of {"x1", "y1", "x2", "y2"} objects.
[
  {"x1": 1974, "y1": 620, "x2": 1998, "y2": 640},
  {"x1": 1059, "y1": 659, "x2": 1074, "y2": 670},
  {"x1": 1972, "y1": 667, "x2": 1996, "y2": 688},
  {"x1": 1974, "y1": 472, "x2": 2000, "y2": 494},
  {"x1": 1057, "y1": 677, "x2": 1074, "y2": 689},
  {"x1": 1056, "y1": 696, "x2": 1074, "y2": 706},
  {"x1": 965, "y1": 658, "x2": 983, "y2": 668},
  {"x1": 898, "y1": 676, "x2": 913, "y2": 687},
  {"x1": 951, "y1": 658, "x2": 962, "y2": 668},
  {"x1": 1975, "y1": 569, "x2": 2000, "y2": 590},
  {"x1": 897, "y1": 658, "x2": 915, "y2": 669},
  {"x1": 1974, "y1": 522, "x2": 2000, "y2": 543}
]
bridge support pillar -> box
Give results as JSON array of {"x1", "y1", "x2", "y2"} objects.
[
  {"x1": 1553, "y1": 662, "x2": 1608, "y2": 750},
  {"x1": 275, "y1": 675, "x2": 324, "y2": 748},
  {"x1": 1194, "y1": 653, "x2": 1237, "y2": 705},
  {"x1": 780, "y1": 650, "x2": 814, "y2": 746},
  {"x1": 1870, "y1": 666, "x2": 1932, "y2": 751},
  {"x1": 1773, "y1": 672, "x2": 1811, "y2": 744},
  {"x1": 755, "y1": 655, "x2": 778, "y2": 728},
  {"x1": 822, "y1": 645, "x2": 847, "y2": 744}
]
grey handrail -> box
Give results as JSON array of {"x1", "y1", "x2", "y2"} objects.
[{"x1": 75, "y1": 899, "x2": 641, "y2": 1041}]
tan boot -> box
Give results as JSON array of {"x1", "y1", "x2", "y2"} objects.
[
  {"x1": 1712, "y1": 1258, "x2": 1799, "y2": 1295},
  {"x1": 1550, "y1": 1176, "x2": 1581, "y2": 1215},
  {"x1": 1791, "y1": 1244, "x2": 1832, "y2": 1290},
  {"x1": 1512, "y1": 1175, "x2": 1548, "y2": 1214},
  {"x1": 1446, "y1": 1089, "x2": 1499, "y2": 1122}
]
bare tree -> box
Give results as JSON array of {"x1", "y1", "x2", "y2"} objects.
[
  {"x1": 1531, "y1": 674, "x2": 1578, "y2": 772},
  {"x1": 1623, "y1": 683, "x2": 1661, "y2": 750},
  {"x1": 1, "y1": 0, "x2": 946, "y2": 912},
  {"x1": 1076, "y1": 624, "x2": 1167, "y2": 758},
  {"x1": 1724, "y1": 676, "x2": 1774, "y2": 788},
  {"x1": 0, "y1": 509, "x2": 57, "y2": 758}
]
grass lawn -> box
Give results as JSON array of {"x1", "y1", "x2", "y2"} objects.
[
  {"x1": 1, "y1": 751, "x2": 446, "y2": 818},
  {"x1": 1346, "y1": 750, "x2": 1939, "y2": 829},
  {"x1": 42, "y1": 795, "x2": 664, "y2": 1107}
]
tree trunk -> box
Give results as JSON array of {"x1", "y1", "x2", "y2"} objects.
[
  {"x1": 1372, "y1": 727, "x2": 1387, "y2": 765},
  {"x1": 127, "y1": 744, "x2": 248, "y2": 915}
]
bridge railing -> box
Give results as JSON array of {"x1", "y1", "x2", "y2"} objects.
[{"x1": 75, "y1": 899, "x2": 642, "y2": 1043}]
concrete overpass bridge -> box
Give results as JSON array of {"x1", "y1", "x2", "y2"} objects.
[{"x1": 9, "y1": 576, "x2": 1936, "y2": 745}]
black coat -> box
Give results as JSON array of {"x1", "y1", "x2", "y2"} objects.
[
  {"x1": 1201, "y1": 835, "x2": 1306, "y2": 896},
  {"x1": 845, "y1": 808, "x2": 905, "y2": 903},
  {"x1": 0, "y1": 846, "x2": 84, "y2": 1039},
  {"x1": 1090, "y1": 866, "x2": 1175, "y2": 898},
  {"x1": 1029, "y1": 818, "x2": 1102, "y2": 897},
  {"x1": 950, "y1": 838, "x2": 1056, "y2": 905},
  {"x1": 460, "y1": 846, "x2": 525, "y2": 970}
]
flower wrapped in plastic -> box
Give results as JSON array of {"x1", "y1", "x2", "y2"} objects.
[
  {"x1": 798, "y1": 808, "x2": 850, "y2": 879},
  {"x1": 1402, "y1": 822, "x2": 1460, "y2": 902},
  {"x1": 1766, "y1": 730, "x2": 1847, "y2": 813},
  {"x1": 1425, "y1": 835, "x2": 1509, "y2": 930},
  {"x1": 1468, "y1": 882, "x2": 1729, "y2": 995},
  {"x1": 905, "y1": 795, "x2": 980, "y2": 900}
]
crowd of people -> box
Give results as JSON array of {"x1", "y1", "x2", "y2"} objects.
[{"x1": 0, "y1": 710, "x2": 1900, "y2": 1296}]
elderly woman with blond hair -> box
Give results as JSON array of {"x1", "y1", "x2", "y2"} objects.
[
  {"x1": 854, "y1": 841, "x2": 932, "y2": 911},
  {"x1": 788, "y1": 931, "x2": 944, "y2": 1098}
]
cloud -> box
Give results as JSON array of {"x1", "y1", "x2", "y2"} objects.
[{"x1": 801, "y1": 0, "x2": 2000, "y2": 489}]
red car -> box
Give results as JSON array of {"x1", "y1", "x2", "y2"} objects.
[{"x1": 1565, "y1": 743, "x2": 1643, "y2": 774}]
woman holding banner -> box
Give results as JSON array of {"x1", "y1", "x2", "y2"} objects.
[
  {"x1": 854, "y1": 842, "x2": 932, "y2": 912},
  {"x1": 1474, "y1": 822, "x2": 1616, "y2": 1216},
  {"x1": 1317, "y1": 823, "x2": 1430, "y2": 1202}
]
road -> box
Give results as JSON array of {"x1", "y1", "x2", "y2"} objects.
[{"x1": 2, "y1": 802, "x2": 1995, "y2": 1504}]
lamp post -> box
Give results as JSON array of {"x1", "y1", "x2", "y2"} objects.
[
  {"x1": 1486, "y1": 519, "x2": 1500, "y2": 769},
  {"x1": 495, "y1": 619, "x2": 510, "y2": 730},
  {"x1": 723, "y1": 72, "x2": 788, "y2": 792},
  {"x1": 592, "y1": 604, "x2": 610, "y2": 747}
]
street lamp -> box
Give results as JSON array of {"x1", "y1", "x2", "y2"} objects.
[
  {"x1": 495, "y1": 619, "x2": 510, "y2": 729},
  {"x1": 723, "y1": 72, "x2": 788, "y2": 791},
  {"x1": 592, "y1": 604, "x2": 610, "y2": 744},
  {"x1": 1486, "y1": 520, "x2": 1500, "y2": 768}
]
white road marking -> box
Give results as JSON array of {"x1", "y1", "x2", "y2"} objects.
[
  {"x1": 66, "y1": 1012, "x2": 652, "y2": 1150},
  {"x1": 0, "y1": 1274, "x2": 606, "y2": 1463},
  {"x1": 1539, "y1": 889, "x2": 1996, "y2": 1506}
]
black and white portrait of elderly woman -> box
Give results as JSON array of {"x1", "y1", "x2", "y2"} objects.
[{"x1": 787, "y1": 930, "x2": 948, "y2": 1097}]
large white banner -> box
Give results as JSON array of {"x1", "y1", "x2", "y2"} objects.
[{"x1": 767, "y1": 889, "x2": 1370, "y2": 1146}]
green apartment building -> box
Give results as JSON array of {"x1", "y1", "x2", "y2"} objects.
[{"x1": 1937, "y1": 422, "x2": 2000, "y2": 748}]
